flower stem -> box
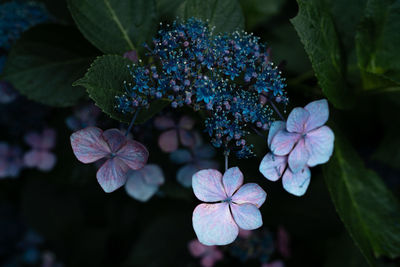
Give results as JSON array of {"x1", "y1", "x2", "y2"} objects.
[
  {"x1": 224, "y1": 151, "x2": 229, "y2": 171},
  {"x1": 268, "y1": 99, "x2": 286, "y2": 121},
  {"x1": 125, "y1": 108, "x2": 140, "y2": 137}
]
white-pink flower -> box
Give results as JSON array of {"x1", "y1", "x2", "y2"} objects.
[
  {"x1": 192, "y1": 167, "x2": 266, "y2": 246},
  {"x1": 259, "y1": 99, "x2": 334, "y2": 196},
  {"x1": 70, "y1": 127, "x2": 149, "y2": 193}
]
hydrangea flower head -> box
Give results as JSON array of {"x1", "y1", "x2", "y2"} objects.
[
  {"x1": 125, "y1": 164, "x2": 164, "y2": 202},
  {"x1": 70, "y1": 127, "x2": 149, "y2": 192},
  {"x1": 154, "y1": 115, "x2": 195, "y2": 152},
  {"x1": 188, "y1": 239, "x2": 223, "y2": 267},
  {"x1": 116, "y1": 18, "x2": 287, "y2": 159},
  {"x1": 0, "y1": 142, "x2": 23, "y2": 178},
  {"x1": 23, "y1": 128, "x2": 57, "y2": 171},
  {"x1": 192, "y1": 167, "x2": 266, "y2": 245},
  {"x1": 259, "y1": 99, "x2": 334, "y2": 196}
]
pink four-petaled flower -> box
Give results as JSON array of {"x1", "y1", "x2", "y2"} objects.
[
  {"x1": 70, "y1": 127, "x2": 149, "y2": 193},
  {"x1": 259, "y1": 99, "x2": 334, "y2": 196},
  {"x1": 23, "y1": 128, "x2": 57, "y2": 171},
  {"x1": 192, "y1": 167, "x2": 266, "y2": 246}
]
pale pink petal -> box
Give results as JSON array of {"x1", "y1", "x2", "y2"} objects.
[
  {"x1": 192, "y1": 203, "x2": 239, "y2": 245},
  {"x1": 270, "y1": 130, "x2": 300, "y2": 156},
  {"x1": 41, "y1": 129, "x2": 56, "y2": 149},
  {"x1": 268, "y1": 121, "x2": 286, "y2": 147},
  {"x1": 158, "y1": 129, "x2": 178, "y2": 152},
  {"x1": 222, "y1": 167, "x2": 244, "y2": 197},
  {"x1": 102, "y1": 129, "x2": 126, "y2": 153},
  {"x1": 188, "y1": 239, "x2": 207, "y2": 257},
  {"x1": 259, "y1": 153, "x2": 287, "y2": 181},
  {"x1": 23, "y1": 150, "x2": 40, "y2": 167},
  {"x1": 286, "y1": 107, "x2": 309, "y2": 133},
  {"x1": 36, "y1": 152, "x2": 56, "y2": 171},
  {"x1": 230, "y1": 203, "x2": 263, "y2": 230},
  {"x1": 179, "y1": 115, "x2": 195, "y2": 130},
  {"x1": 70, "y1": 127, "x2": 110, "y2": 163},
  {"x1": 179, "y1": 129, "x2": 195, "y2": 147},
  {"x1": 192, "y1": 169, "x2": 226, "y2": 202},
  {"x1": 117, "y1": 139, "x2": 149, "y2": 170},
  {"x1": 96, "y1": 158, "x2": 129, "y2": 193},
  {"x1": 201, "y1": 255, "x2": 217, "y2": 267},
  {"x1": 177, "y1": 164, "x2": 198, "y2": 188},
  {"x1": 125, "y1": 166, "x2": 162, "y2": 202},
  {"x1": 288, "y1": 138, "x2": 309, "y2": 173},
  {"x1": 264, "y1": 260, "x2": 285, "y2": 267},
  {"x1": 24, "y1": 132, "x2": 42, "y2": 148},
  {"x1": 231, "y1": 183, "x2": 266, "y2": 208},
  {"x1": 140, "y1": 164, "x2": 164, "y2": 185},
  {"x1": 154, "y1": 116, "x2": 175, "y2": 130},
  {"x1": 282, "y1": 167, "x2": 311, "y2": 196},
  {"x1": 304, "y1": 99, "x2": 329, "y2": 132},
  {"x1": 305, "y1": 126, "x2": 334, "y2": 167}
]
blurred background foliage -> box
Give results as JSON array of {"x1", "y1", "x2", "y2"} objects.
[{"x1": 0, "y1": 0, "x2": 399, "y2": 266}]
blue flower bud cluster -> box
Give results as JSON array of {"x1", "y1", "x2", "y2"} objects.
[{"x1": 116, "y1": 18, "x2": 288, "y2": 158}]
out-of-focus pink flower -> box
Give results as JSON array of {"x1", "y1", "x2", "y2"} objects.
[
  {"x1": 261, "y1": 260, "x2": 285, "y2": 267},
  {"x1": 154, "y1": 115, "x2": 195, "y2": 152},
  {"x1": 125, "y1": 164, "x2": 164, "y2": 202},
  {"x1": 123, "y1": 50, "x2": 139, "y2": 63},
  {"x1": 238, "y1": 229, "x2": 253, "y2": 239},
  {"x1": 23, "y1": 128, "x2": 57, "y2": 172},
  {"x1": 0, "y1": 81, "x2": 18, "y2": 103},
  {"x1": 0, "y1": 142, "x2": 23, "y2": 178},
  {"x1": 65, "y1": 103, "x2": 101, "y2": 131},
  {"x1": 188, "y1": 239, "x2": 223, "y2": 267},
  {"x1": 276, "y1": 226, "x2": 291, "y2": 258},
  {"x1": 192, "y1": 167, "x2": 266, "y2": 245},
  {"x1": 70, "y1": 127, "x2": 149, "y2": 192},
  {"x1": 259, "y1": 99, "x2": 334, "y2": 196}
]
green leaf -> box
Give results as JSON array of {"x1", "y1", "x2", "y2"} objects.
[
  {"x1": 1, "y1": 24, "x2": 93, "y2": 107},
  {"x1": 323, "y1": 132, "x2": 400, "y2": 265},
  {"x1": 356, "y1": 0, "x2": 400, "y2": 88},
  {"x1": 239, "y1": 0, "x2": 285, "y2": 29},
  {"x1": 176, "y1": 0, "x2": 245, "y2": 33},
  {"x1": 291, "y1": 0, "x2": 354, "y2": 109},
  {"x1": 67, "y1": 0, "x2": 157, "y2": 54},
  {"x1": 74, "y1": 55, "x2": 169, "y2": 124},
  {"x1": 156, "y1": 0, "x2": 185, "y2": 20}
]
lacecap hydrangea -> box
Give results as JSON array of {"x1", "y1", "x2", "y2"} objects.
[{"x1": 116, "y1": 18, "x2": 288, "y2": 159}]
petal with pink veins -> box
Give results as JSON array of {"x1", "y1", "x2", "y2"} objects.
[
  {"x1": 259, "y1": 153, "x2": 287, "y2": 181},
  {"x1": 192, "y1": 169, "x2": 226, "y2": 202},
  {"x1": 232, "y1": 183, "x2": 266, "y2": 208},
  {"x1": 304, "y1": 99, "x2": 329, "y2": 132},
  {"x1": 158, "y1": 129, "x2": 178, "y2": 152},
  {"x1": 230, "y1": 203, "x2": 263, "y2": 230},
  {"x1": 286, "y1": 107, "x2": 309, "y2": 133},
  {"x1": 288, "y1": 138, "x2": 309, "y2": 173},
  {"x1": 102, "y1": 129, "x2": 126, "y2": 152},
  {"x1": 282, "y1": 167, "x2": 311, "y2": 196},
  {"x1": 268, "y1": 121, "x2": 286, "y2": 147},
  {"x1": 70, "y1": 127, "x2": 110, "y2": 163},
  {"x1": 305, "y1": 126, "x2": 334, "y2": 167},
  {"x1": 117, "y1": 139, "x2": 149, "y2": 170},
  {"x1": 192, "y1": 203, "x2": 239, "y2": 245},
  {"x1": 222, "y1": 167, "x2": 244, "y2": 197},
  {"x1": 270, "y1": 130, "x2": 300, "y2": 156},
  {"x1": 96, "y1": 158, "x2": 129, "y2": 193}
]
